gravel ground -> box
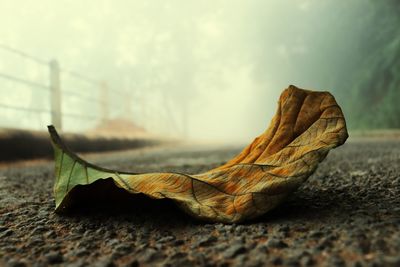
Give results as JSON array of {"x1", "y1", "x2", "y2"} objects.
[{"x1": 0, "y1": 139, "x2": 399, "y2": 267}]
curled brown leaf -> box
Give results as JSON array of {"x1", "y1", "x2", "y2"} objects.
[{"x1": 49, "y1": 85, "x2": 348, "y2": 223}]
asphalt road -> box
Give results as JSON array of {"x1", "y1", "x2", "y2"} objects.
[{"x1": 0, "y1": 138, "x2": 399, "y2": 267}]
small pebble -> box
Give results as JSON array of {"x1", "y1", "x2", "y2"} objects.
[{"x1": 44, "y1": 251, "x2": 63, "y2": 264}]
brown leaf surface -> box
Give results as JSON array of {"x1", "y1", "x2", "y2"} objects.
[{"x1": 49, "y1": 85, "x2": 348, "y2": 223}]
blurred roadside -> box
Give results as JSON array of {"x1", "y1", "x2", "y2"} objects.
[
  {"x1": 0, "y1": 120, "x2": 168, "y2": 162},
  {"x1": 349, "y1": 129, "x2": 400, "y2": 141}
]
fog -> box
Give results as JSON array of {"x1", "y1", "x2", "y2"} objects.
[{"x1": 0, "y1": 0, "x2": 398, "y2": 142}]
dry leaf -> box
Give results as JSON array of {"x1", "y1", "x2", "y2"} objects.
[{"x1": 49, "y1": 85, "x2": 348, "y2": 223}]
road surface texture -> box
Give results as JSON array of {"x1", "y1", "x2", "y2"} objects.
[{"x1": 0, "y1": 138, "x2": 399, "y2": 267}]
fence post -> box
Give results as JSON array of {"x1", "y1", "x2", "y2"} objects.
[
  {"x1": 182, "y1": 101, "x2": 188, "y2": 138},
  {"x1": 49, "y1": 59, "x2": 62, "y2": 130},
  {"x1": 124, "y1": 91, "x2": 132, "y2": 121},
  {"x1": 100, "y1": 81, "x2": 109, "y2": 123}
]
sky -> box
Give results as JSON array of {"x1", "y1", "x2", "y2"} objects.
[{"x1": 0, "y1": 0, "x2": 369, "y2": 141}]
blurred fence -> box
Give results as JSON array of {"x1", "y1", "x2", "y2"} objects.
[
  {"x1": 0, "y1": 44, "x2": 187, "y2": 138},
  {"x1": 0, "y1": 44, "x2": 131, "y2": 133}
]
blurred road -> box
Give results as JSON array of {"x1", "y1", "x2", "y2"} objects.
[{"x1": 0, "y1": 138, "x2": 399, "y2": 267}]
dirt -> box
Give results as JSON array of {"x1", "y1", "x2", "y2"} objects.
[
  {"x1": 0, "y1": 139, "x2": 399, "y2": 267},
  {"x1": 0, "y1": 127, "x2": 163, "y2": 162}
]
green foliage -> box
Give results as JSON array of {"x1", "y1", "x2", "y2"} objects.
[{"x1": 341, "y1": 1, "x2": 400, "y2": 129}]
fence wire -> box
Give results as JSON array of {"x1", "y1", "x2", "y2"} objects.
[{"x1": 0, "y1": 43, "x2": 126, "y2": 132}]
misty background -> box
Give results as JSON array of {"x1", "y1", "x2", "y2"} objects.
[{"x1": 0, "y1": 0, "x2": 399, "y2": 142}]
